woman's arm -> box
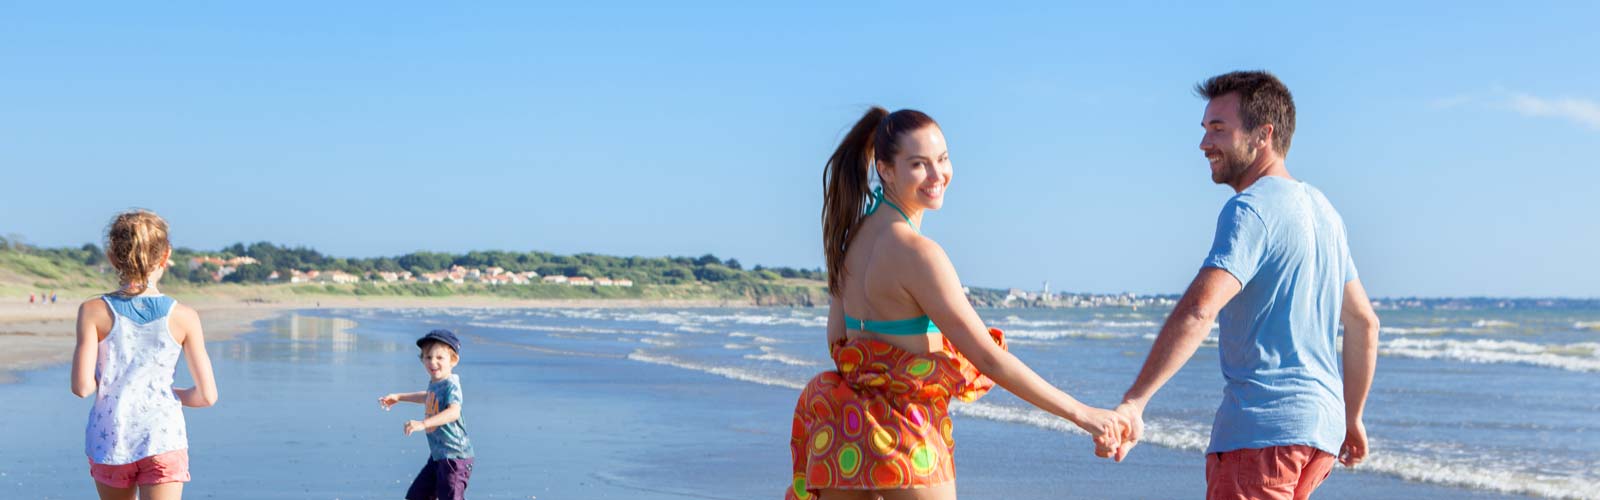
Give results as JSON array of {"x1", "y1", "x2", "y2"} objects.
[
  {"x1": 826, "y1": 294, "x2": 846, "y2": 347},
  {"x1": 901, "y1": 237, "x2": 1124, "y2": 453},
  {"x1": 171, "y1": 305, "x2": 219, "y2": 408}
]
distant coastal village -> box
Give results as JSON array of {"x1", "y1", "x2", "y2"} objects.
[
  {"x1": 186, "y1": 256, "x2": 635, "y2": 288},
  {"x1": 4, "y1": 237, "x2": 1592, "y2": 310}
]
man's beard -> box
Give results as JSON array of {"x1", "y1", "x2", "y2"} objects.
[{"x1": 1212, "y1": 144, "x2": 1256, "y2": 186}]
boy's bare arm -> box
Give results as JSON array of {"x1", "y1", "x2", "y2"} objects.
[
  {"x1": 404, "y1": 403, "x2": 462, "y2": 435},
  {"x1": 380, "y1": 391, "x2": 429, "y2": 408},
  {"x1": 422, "y1": 403, "x2": 462, "y2": 431}
]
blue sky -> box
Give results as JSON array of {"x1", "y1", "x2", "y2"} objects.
[{"x1": 3, "y1": 3, "x2": 1597, "y2": 297}]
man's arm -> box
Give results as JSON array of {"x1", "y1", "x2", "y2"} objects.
[
  {"x1": 1338, "y1": 278, "x2": 1379, "y2": 466},
  {"x1": 1114, "y1": 267, "x2": 1242, "y2": 461}
]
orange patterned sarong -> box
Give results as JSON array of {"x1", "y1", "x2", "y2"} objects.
[{"x1": 786, "y1": 328, "x2": 1006, "y2": 499}]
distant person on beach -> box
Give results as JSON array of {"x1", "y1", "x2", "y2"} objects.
[
  {"x1": 71, "y1": 209, "x2": 220, "y2": 500},
  {"x1": 787, "y1": 108, "x2": 1128, "y2": 500},
  {"x1": 1110, "y1": 71, "x2": 1381, "y2": 500},
  {"x1": 30, "y1": 293, "x2": 36, "y2": 304},
  {"x1": 52, "y1": 290, "x2": 58, "y2": 304},
  {"x1": 379, "y1": 329, "x2": 475, "y2": 500}
]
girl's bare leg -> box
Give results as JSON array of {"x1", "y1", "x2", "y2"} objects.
[
  {"x1": 93, "y1": 481, "x2": 137, "y2": 500},
  {"x1": 139, "y1": 481, "x2": 184, "y2": 500}
]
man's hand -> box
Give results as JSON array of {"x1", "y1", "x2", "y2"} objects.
[
  {"x1": 1113, "y1": 401, "x2": 1145, "y2": 462},
  {"x1": 1340, "y1": 419, "x2": 1368, "y2": 467}
]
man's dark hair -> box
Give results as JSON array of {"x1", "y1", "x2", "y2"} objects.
[{"x1": 1196, "y1": 71, "x2": 1296, "y2": 156}]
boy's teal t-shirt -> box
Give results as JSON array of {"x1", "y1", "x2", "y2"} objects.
[
  {"x1": 1202, "y1": 176, "x2": 1358, "y2": 456},
  {"x1": 425, "y1": 374, "x2": 475, "y2": 460}
]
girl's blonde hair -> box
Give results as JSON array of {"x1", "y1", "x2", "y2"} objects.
[{"x1": 106, "y1": 209, "x2": 171, "y2": 296}]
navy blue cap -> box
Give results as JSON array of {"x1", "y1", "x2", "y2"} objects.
[{"x1": 416, "y1": 329, "x2": 461, "y2": 354}]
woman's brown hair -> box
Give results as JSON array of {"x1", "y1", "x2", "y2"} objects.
[
  {"x1": 106, "y1": 209, "x2": 171, "y2": 296},
  {"x1": 821, "y1": 107, "x2": 938, "y2": 292}
]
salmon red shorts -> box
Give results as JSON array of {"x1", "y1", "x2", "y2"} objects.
[
  {"x1": 1206, "y1": 445, "x2": 1335, "y2": 500},
  {"x1": 88, "y1": 448, "x2": 191, "y2": 488}
]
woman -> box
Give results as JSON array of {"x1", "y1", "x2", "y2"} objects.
[{"x1": 788, "y1": 108, "x2": 1126, "y2": 500}]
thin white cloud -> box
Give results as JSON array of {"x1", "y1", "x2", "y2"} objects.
[{"x1": 1505, "y1": 93, "x2": 1600, "y2": 130}]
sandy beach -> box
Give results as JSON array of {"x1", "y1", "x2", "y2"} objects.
[{"x1": 0, "y1": 294, "x2": 742, "y2": 384}]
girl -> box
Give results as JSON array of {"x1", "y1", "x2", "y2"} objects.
[
  {"x1": 788, "y1": 108, "x2": 1127, "y2": 500},
  {"x1": 72, "y1": 209, "x2": 219, "y2": 500}
]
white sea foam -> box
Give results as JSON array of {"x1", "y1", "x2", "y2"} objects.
[
  {"x1": 1471, "y1": 319, "x2": 1518, "y2": 329},
  {"x1": 1381, "y1": 338, "x2": 1600, "y2": 372},
  {"x1": 625, "y1": 351, "x2": 1598, "y2": 498},
  {"x1": 1575, "y1": 321, "x2": 1600, "y2": 331},
  {"x1": 625, "y1": 350, "x2": 805, "y2": 390},
  {"x1": 728, "y1": 332, "x2": 784, "y2": 344},
  {"x1": 639, "y1": 337, "x2": 676, "y2": 347},
  {"x1": 1005, "y1": 329, "x2": 1136, "y2": 341},
  {"x1": 1380, "y1": 326, "x2": 1454, "y2": 336},
  {"x1": 951, "y1": 403, "x2": 1600, "y2": 499},
  {"x1": 464, "y1": 321, "x2": 675, "y2": 337},
  {"x1": 690, "y1": 312, "x2": 829, "y2": 328},
  {"x1": 723, "y1": 343, "x2": 752, "y2": 350},
  {"x1": 743, "y1": 346, "x2": 821, "y2": 367}
]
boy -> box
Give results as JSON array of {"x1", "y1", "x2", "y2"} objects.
[{"x1": 380, "y1": 329, "x2": 476, "y2": 500}]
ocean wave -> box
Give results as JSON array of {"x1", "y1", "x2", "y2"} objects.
[
  {"x1": 722, "y1": 343, "x2": 753, "y2": 350},
  {"x1": 624, "y1": 350, "x2": 805, "y2": 390},
  {"x1": 1381, "y1": 338, "x2": 1600, "y2": 372},
  {"x1": 743, "y1": 347, "x2": 822, "y2": 367},
  {"x1": 464, "y1": 321, "x2": 675, "y2": 337},
  {"x1": 639, "y1": 337, "x2": 676, "y2": 347},
  {"x1": 993, "y1": 316, "x2": 1160, "y2": 329},
  {"x1": 1576, "y1": 321, "x2": 1600, "y2": 331},
  {"x1": 625, "y1": 351, "x2": 1598, "y2": 498},
  {"x1": 695, "y1": 313, "x2": 829, "y2": 328},
  {"x1": 1471, "y1": 319, "x2": 1518, "y2": 329},
  {"x1": 951, "y1": 403, "x2": 1599, "y2": 499},
  {"x1": 728, "y1": 332, "x2": 784, "y2": 344},
  {"x1": 1005, "y1": 329, "x2": 1137, "y2": 341},
  {"x1": 1380, "y1": 326, "x2": 1454, "y2": 336}
]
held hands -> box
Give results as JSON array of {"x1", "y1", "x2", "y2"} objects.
[
  {"x1": 1111, "y1": 401, "x2": 1146, "y2": 463},
  {"x1": 404, "y1": 420, "x2": 427, "y2": 436},
  {"x1": 1339, "y1": 419, "x2": 1368, "y2": 467},
  {"x1": 1075, "y1": 406, "x2": 1132, "y2": 460},
  {"x1": 378, "y1": 393, "x2": 401, "y2": 411}
]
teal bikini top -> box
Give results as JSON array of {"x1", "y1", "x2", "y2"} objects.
[{"x1": 842, "y1": 187, "x2": 941, "y2": 336}]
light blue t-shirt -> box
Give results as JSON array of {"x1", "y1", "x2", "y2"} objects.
[
  {"x1": 1202, "y1": 176, "x2": 1357, "y2": 455},
  {"x1": 424, "y1": 374, "x2": 475, "y2": 460}
]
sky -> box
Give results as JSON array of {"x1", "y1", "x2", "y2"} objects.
[{"x1": 2, "y1": 2, "x2": 1597, "y2": 297}]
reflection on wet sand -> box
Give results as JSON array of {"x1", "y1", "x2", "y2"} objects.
[{"x1": 220, "y1": 313, "x2": 399, "y2": 363}]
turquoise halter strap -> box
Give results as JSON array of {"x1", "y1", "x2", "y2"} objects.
[
  {"x1": 865, "y1": 186, "x2": 918, "y2": 233},
  {"x1": 842, "y1": 186, "x2": 940, "y2": 336}
]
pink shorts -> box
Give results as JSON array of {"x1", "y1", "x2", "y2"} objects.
[
  {"x1": 88, "y1": 449, "x2": 191, "y2": 489},
  {"x1": 1206, "y1": 445, "x2": 1335, "y2": 500}
]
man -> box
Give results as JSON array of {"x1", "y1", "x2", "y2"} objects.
[{"x1": 1113, "y1": 71, "x2": 1381, "y2": 500}]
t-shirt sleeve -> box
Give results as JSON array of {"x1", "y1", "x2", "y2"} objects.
[
  {"x1": 1342, "y1": 230, "x2": 1359, "y2": 283},
  {"x1": 443, "y1": 378, "x2": 463, "y2": 407},
  {"x1": 1203, "y1": 199, "x2": 1268, "y2": 286}
]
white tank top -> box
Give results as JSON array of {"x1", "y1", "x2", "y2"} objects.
[{"x1": 85, "y1": 294, "x2": 188, "y2": 465}]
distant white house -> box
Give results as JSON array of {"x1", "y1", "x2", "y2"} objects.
[
  {"x1": 567, "y1": 276, "x2": 594, "y2": 286},
  {"x1": 542, "y1": 275, "x2": 568, "y2": 284}
]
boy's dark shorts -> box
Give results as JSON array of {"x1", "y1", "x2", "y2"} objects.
[{"x1": 406, "y1": 458, "x2": 473, "y2": 500}]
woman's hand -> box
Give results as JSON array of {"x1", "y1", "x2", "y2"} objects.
[{"x1": 1073, "y1": 406, "x2": 1129, "y2": 459}]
